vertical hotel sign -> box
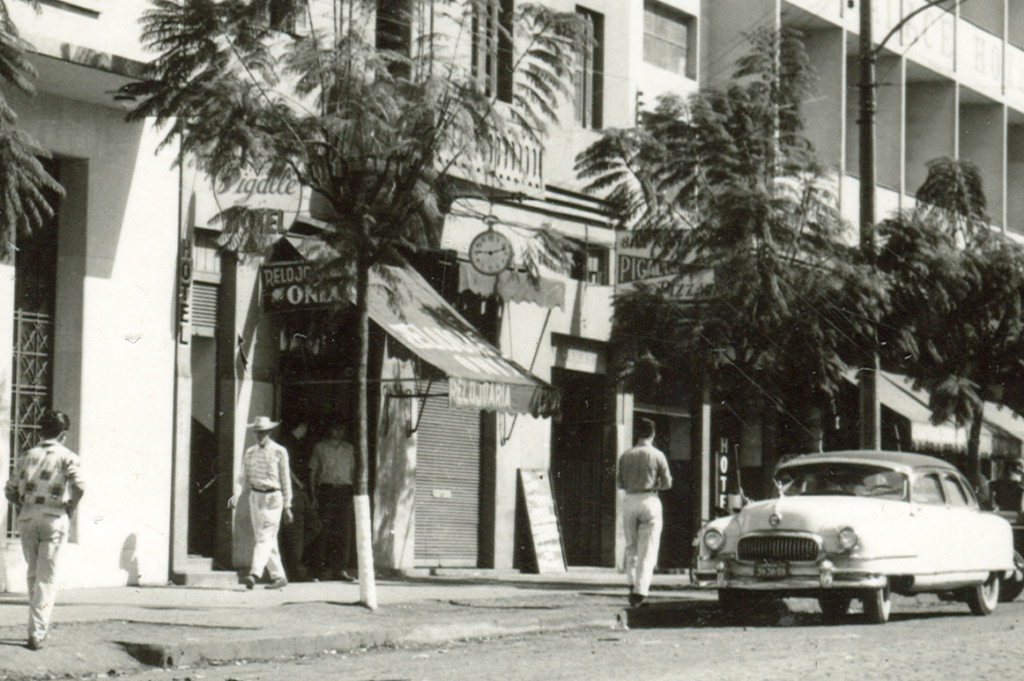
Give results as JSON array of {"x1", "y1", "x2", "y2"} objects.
[{"x1": 178, "y1": 238, "x2": 193, "y2": 344}]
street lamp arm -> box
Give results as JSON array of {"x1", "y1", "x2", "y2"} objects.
[{"x1": 870, "y1": 0, "x2": 966, "y2": 57}]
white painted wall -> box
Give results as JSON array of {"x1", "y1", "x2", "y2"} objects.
[{"x1": 0, "y1": 88, "x2": 180, "y2": 589}]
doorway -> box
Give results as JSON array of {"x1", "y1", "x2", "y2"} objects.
[{"x1": 550, "y1": 368, "x2": 615, "y2": 566}]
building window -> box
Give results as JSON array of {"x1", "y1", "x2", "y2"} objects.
[
  {"x1": 269, "y1": 0, "x2": 307, "y2": 34},
  {"x1": 377, "y1": 0, "x2": 413, "y2": 78},
  {"x1": 377, "y1": 0, "x2": 413, "y2": 52},
  {"x1": 574, "y1": 6, "x2": 604, "y2": 129},
  {"x1": 643, "y1": 1, "x2": 695, "y2": 79},
  {"x1": 572, "y1": 245, "x2": 609, "y2": 285},
  {"x1": 472, "y1": 0, "x2": 514, "y2": 102}
]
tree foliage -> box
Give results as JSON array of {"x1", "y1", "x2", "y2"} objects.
[
  {"x1": 126, "y1": 0, "x2": 583, "y2": 270},
  {"x1": 0, "y1": 0, "x2": 63, "y2": 257},
  {"x1": 878, "y1": 157, "x2": 1024, "y2": 487},
  {"x1": 577, "y1": 28, "x2": 885, "y2": 450}
]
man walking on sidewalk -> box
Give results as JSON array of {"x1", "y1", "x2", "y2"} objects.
[
  {"x1": 230, "y1": 416, "x2": 293, "y2": 590},
  {"x1": 617, "y1": 417, "x2": 672, "y2": 607},
  {"x1": 4, "y1": 410, "x2": 85, "y2": 650}
]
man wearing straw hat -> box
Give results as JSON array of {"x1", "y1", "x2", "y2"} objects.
[{"x1": 230, "y1": 415, "x2": 293, "y2": 589}]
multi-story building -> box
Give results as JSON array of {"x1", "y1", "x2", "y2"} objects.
[
  {"x1": 7, "y1": 0, "x2": 1024, "y2": 591},
  {"x1": 702, "y1": 0, "x2": 1024, "y2": 489},
  {"x1": 0, "y1": 0, "x2": 181, "y2": 590}
]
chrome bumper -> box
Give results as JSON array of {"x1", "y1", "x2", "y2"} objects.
[{"x1": 692, "y1": 559, "x2": 888, "y2": 590}]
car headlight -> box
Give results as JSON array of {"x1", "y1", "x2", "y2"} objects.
[
  {"x1": 703, "y1": 529, "x2": 725, "y2": 552},
  {"x1": 837, "y1": 527, "x2": 858, "y2": 551}
]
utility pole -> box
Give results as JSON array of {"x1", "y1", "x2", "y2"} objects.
[
  {"x1": 858, "y1": 0, "x2": 881, "y2": 450},
  {"x1": 857, "y1": 0, "x2": 964, "y2": 450}
]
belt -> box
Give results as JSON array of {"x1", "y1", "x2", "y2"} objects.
[
  {"x1": 319, "y1": 483, "x2": 353, "y2": 488},
  {"x1": 251, "y1": 487, "x2": 280, "y2": 493},
  {"x1": 628, "y1": 489, "x2": 658, "y2": 495}
]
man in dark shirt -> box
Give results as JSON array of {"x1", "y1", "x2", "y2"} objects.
[
  {"x1": 617, "y1": 417, "x2": 672, "y2": 607},
  {"x1": 992, "y1": 460, "x2": 1024, "y2": 513}
]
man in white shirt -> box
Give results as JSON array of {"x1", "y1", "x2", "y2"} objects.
[
  {"x1": 230, "y1": 416, "x2": 293, "y2": 590},
  {"x1": 5, "y1": 410, "x2": 85, "y2": 650}
]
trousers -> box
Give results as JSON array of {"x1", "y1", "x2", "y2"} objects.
[
  {"x1": 317, "y1": 483, "x2": 354, "y2": 573},
  {"x1": 20, "y1": 513, "x2": 70, "y2": 642},
  {"x1": 622, "y1": 492, "x2": 663, "y2": 597},
  {"x1": 249, "y1": 490, "x2": 285, "y2": 581}
]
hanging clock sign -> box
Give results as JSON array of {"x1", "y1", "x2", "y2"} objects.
[{"x1": 468, "y1": 226, "x2": 513, "y2": 275}]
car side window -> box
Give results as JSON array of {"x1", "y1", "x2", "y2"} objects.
[
  {"x1": 912, "y1": 473, "x2": 945, "y2": 505},
  {"x1": 941, "y1": 474, "x2": 970, "y2": 508}
]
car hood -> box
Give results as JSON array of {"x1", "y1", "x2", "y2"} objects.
[{"x1": 734, "y1": 495, "x2": 908, "y2": 534}]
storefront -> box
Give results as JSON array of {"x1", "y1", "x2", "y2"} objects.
[{"x1": 203, "y1": 233, "x2": 561, "y2": 573}]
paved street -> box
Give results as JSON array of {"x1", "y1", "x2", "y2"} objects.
[
  {"x1": 0, "y1": 569, "x2": 1019, "y2": 681},
  {"x1": 116, "y1": 596, "x2": 1024, "y2": 681}
]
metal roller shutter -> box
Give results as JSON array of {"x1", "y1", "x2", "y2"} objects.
[
  {"x1": 414, "y1": 384, "x2": 481, "y2": 566},
  {"x1": 191, "y1": 281, "x2": 218, "y2": 336}
]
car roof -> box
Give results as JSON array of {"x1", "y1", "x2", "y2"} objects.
[{"x1": 777, "y1": 450, "x2": 959, "y2": 474}]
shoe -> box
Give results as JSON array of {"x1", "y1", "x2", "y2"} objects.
[
  {"x1": 266, "y1": 577, "x2": 288, "y2": 590},
  {"x1": 243, "y1": 574, "x2": 256, "y2": 590},
  {"x1": 27, "y1": 636, "x2": 43, "y2": 651},
  {"x1": 338, "y1": 570, "x2": 355, "y2": 582},
  {"x1": 628, "y1": 593, "x2": 645, "y2": 608}
]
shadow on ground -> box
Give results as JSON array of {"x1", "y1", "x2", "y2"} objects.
[{"x1": 620, "y1": 597, "x2": 978, "y2": 629}]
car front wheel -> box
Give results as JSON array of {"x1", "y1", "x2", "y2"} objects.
[
  {"x1": 862, "y1": 583, "x2": 891, "y2": 624},
  {"x1": 966, "y1": 573, "x2": 1000, "y2": 616}
]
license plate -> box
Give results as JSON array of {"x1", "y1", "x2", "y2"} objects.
[{"x1": 755, "y1": 562, "x2": 787, "y2": 579}]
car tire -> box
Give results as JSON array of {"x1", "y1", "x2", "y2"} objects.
[
  {"x1": 861, "y1": 583, "x2": 891, "y2": 624},
  {"x1": 818, "y1": 592, "x2": 852, "y2": 622},
  {"x1": 998, "y1": 551, "x2": 1024, "y2": 603},
  {"x1": 966, "y1": 572, "x2": 1000, "y2": 616}
]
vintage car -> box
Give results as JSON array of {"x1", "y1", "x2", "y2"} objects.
[{"x1": 691, "y1": 450, "x2": 1016, "y2": 624}]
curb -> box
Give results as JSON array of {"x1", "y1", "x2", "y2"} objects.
[{"x1": 125, "y1": 611, "x2": 619, "y2": 668}]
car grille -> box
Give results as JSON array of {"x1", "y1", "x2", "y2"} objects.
[{"x1": 737, "y1": 535, "x2": 819, "y2": 562}]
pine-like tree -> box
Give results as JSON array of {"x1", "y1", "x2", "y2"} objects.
[
  {"x1": 577, "y1": 28, "x2": 885, "y2": 468},
  {"x1": 0, "y1": 0, "x2": 63, "y2": 255}
]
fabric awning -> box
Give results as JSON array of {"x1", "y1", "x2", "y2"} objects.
[
  {"x1": 260, "y1": 235, "x2": 560, "y2": 418},
  {"x1": 846, "y1": 370, "x2": 1023, "y2": 456},
  {"x1": 367, "y1": 264, "x2": 560, "y2": 418}
]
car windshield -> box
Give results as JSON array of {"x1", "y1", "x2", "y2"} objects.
[{"x1": 774, "y1": 462, "x2": 909, "y2": 501}]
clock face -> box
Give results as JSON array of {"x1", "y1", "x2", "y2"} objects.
[{"x1": 469, "y1": 229, "x2": 513, "y2": 275}]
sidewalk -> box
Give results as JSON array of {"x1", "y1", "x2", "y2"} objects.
[{"x1": 0, "y1": 568, "x2": 704, "y2": 679}]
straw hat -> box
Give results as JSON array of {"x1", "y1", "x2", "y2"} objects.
[{"x1": 247, "y1": 416, "x2": 280, "y2": 431}]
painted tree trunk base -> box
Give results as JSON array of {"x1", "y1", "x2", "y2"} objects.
[{"x1": 355, "y1": 493, "x2": 377, "y2": 610}]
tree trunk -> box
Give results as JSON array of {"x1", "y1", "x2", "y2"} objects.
[
  {"x1": 967, "y1": 405, "x2": 985, "y2": 504},
  {"x1": 354, "y1": 256, "x2": 378, "y2": 609}
]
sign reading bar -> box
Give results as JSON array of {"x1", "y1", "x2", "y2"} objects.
[
  {"x1": 260, "y1": 261, "x2": 345, "y2": 313},
  {"x1": 517, "y1": 469, "x2": 567, "y2": 574},
  {"x1": 616, "y1": 230, "x2": 672, "y2": 289}
]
